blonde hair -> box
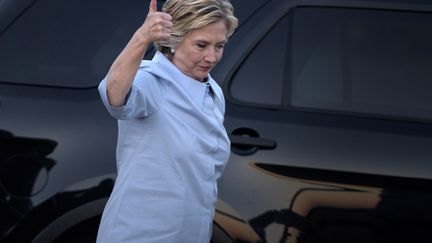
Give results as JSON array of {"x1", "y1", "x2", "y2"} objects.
[{"x1": 155, "y1": 0, "x2": 238, "y2": 54}]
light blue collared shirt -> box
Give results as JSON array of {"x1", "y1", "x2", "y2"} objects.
[{"x1": 96, "y1": 52, "x2": 230, "y2": 243}]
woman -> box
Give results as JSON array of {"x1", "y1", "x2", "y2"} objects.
[{"x1": 96, "y1": 0, "x2": 238, "y2": 242}]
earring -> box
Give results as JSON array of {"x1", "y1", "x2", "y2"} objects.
[{"x1": 170, "y1": 48, "x2": 175, "y2": 54}]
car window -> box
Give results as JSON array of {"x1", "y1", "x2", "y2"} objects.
[
  {"x1": 229, "y1": 16, "x2": 288, "y2": 106},
  {"x1": 0, "y1": 0, "x2": 156, "y2": 88},
  {"x1": 230, "y1": 0, "x2": 270, "y2": 26},
  {"x1": 230, "y1": 6, "x2": 432, "y2": 121},
  {"x1": 291, "y1": 7, "x2": 432, "y2": 121}
]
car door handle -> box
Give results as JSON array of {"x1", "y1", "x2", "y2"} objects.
[{"x1": 229, "y1": 134, "x2": 277, "y2": 150}]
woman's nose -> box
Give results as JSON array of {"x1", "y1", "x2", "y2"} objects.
[{"x1": 204, "y1": 48, "x2": 217, "y2": 63}]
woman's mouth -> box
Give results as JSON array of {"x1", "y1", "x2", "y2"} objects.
[{"x1": 199, "y1": 66, "x2": 212, "y2": 72}]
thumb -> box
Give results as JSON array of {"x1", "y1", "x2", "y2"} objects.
[{"x1": 149, "y1": 0, "x2": 157, "y2": 12}]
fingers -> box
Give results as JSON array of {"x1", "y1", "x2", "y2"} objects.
[
  {"x1": 160, "y1": 12, "x2": 172, "y2": 21},
  {"x1": 141, "y1": 0, "x2": 173, "y2": 43},
  {"x1": 149, "y1": 0, "x2": 157, "y2": 13},
  {"x1": 152, "y1": 16, "x2": 172, "y2": 40}
]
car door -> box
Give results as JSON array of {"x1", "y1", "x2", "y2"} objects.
[{"x1": 215, "y1": 1, "x2": 432, "y2": 242}]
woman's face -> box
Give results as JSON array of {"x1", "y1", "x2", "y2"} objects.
[{"x1": 171, "y1": 20, "x2": 227, "y2": 82}]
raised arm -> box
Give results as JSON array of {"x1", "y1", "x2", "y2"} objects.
[{"x1": 106, "y1": 0, "x2": 172, "y2": 107}]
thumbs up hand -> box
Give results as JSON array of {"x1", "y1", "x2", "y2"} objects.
[{"x1": 136, "y1": 0, "x2": 172, "y2": 45}]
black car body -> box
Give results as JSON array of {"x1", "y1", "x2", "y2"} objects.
[{"x1": 1, "y1": 0, "x2": 432, "y2": 242}]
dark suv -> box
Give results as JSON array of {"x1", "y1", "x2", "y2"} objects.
[{"x1": 1, "y1": 0, "x2": 432, "y2": 242}]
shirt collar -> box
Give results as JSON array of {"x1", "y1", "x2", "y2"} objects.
[{"x1": 143, "y1": 51, "x2": 222, "y2": 107}]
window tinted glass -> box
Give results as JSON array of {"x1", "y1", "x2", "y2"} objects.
[
  {"x1": 291, "y1": 7, "x2": 432, "y2": 120},
  {"x1": 229, "y1": 16, "x2": 288, "y2": 105},
  {"x1": 0, "y1": 0, "x2": 153, "y2": 88}
]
